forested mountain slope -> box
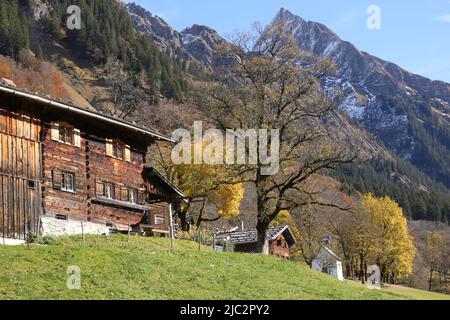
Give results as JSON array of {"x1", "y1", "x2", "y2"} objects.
[{"x1": 0, "y1": 1, "x2": 449, "y2": 222}]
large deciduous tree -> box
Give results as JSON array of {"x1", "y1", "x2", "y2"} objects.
[
  {"x1": 362, "y1": 194, "x2": 416, "y2": 282},
  {"x1": 192, "y1": 22, "x2": 357, "y2": 253},
  {"x1": 148, "y1": 140, "x2": 245, "y2": 231},
  {"x1": 94, "y1": 60, "x2": 146, "y2": 120},
  {"x1": 423, "y1": 231, "x2": 445, "y2": 291}
]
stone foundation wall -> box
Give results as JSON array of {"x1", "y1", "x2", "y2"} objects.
[{"x1": 41, "y1": 216, "x2": 111, "y2": 236}]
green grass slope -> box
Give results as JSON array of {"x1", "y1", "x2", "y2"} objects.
[{"x1": 0, "y1": 235, "x2": 448, "y2": 300}]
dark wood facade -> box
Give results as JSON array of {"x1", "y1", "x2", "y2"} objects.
[
  {"x1": 0, "y1": 107, "x2": 41, "y2": 239},
  {"x1": 234, "y1": 234, "x2": 291, "y2": 259},
  {"x1": 0, "y1": 83, "x2": 181, "y2": 240},
  {"x1": 216, "y1": 226, "x2": 297, "y2": 259}
]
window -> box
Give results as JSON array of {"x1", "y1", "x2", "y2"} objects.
[
  {"x1": 129, "y1": 189, "x2": 138, "y2": 204},
  {"x1": 155, "y1": 215, "x2": 165, "y2": 225},
  {"x1": 138, "y1": 191, "x2": 145, "y2": 205},
  {"x1": 103, "y1": 182, "x2": 114, "y2": 199},
  {"x1": 51, "y1": 123, "x2": 80, "y2": 147},
  {"x1": 59, "y1": 126, "x2": 73, "y2": 144},
  {"x1": 106, "y1": 139, "x2": 131, "y2": 162},
  {"x1": 55, "y1": 214, "x2": 68, "y2": 221},
  {"x1": 61, "y1": 172, "x2": 75, "y2": 192},
  {"x1": 113, "y1": 142, "x2": 124, "y2": 159},
  {"x1": 52, "y1": 170, "x2": 75, "y2": 192}
]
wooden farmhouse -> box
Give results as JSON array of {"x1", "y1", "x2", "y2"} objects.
[
  {"x1": 215, "y1": 226, "x2": 297, "y2": 259},
  {"x1": 0, "y1": 81, "x2": 184, "y2": 241}
]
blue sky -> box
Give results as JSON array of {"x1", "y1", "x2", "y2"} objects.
[{"x1": 125, "y1": 0, "x2": 450, "y2": 82}]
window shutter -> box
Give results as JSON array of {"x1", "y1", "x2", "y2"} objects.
[
  {"x1": 124, "y1": 145, "x2": 131, "y2": 162},
  {"x1": 105, "y1": 139, "x2": 113, "y2": 157},
  {"x1": 114, "y1": 185, "x2": 120, "y2": 200},
  {"x1": 138, "y1": 191, "x2": 145, "y2": 205},
  {"x1": 74, "y1": 129, "x2": 81, "y2": 148},
  {"x1": 95, "y1": 180, "x2": 104, "y2": 197},
  {"x1": 51, "y1": 170, "x2": 61, "y2": 189},
  {"x1": 71, "y1": 173, "x2": 76, "y2": 192},
  {"x1": 50, "y1": 123, "x2": 59, "y2": 141}
]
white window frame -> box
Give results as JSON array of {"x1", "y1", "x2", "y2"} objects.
[
  {"x1": 61, "y1": 172, "x2": 75, "y2": 192},
  {"x1": 155, "y1": 215, "x2": 165, "y2": 225},
  {"x1": 104, "y1": 182, "x2": 114, "y2": 199},
  {"x1": 129, "y1": 189, "x2": 138, "y2": 204}
]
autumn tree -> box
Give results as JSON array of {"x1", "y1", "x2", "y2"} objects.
[
  {"x1": 362, "y1": 194, "x2": 416, "y2": 283},
  {"x1": 173, "y1": 160, "x2": 245, "y2": 228},
  {"x1": 192, "y1": 22, "x2": 357, "y2": 253},
  {"x1": 286, "y1": 207, "x2": 327, "y2": 266},
  {"x1": 0, "y1": 54, "x2": 67, "y2": 99},
  {"x1": 423, "y1": 231, "x2": 445, "y2": 291},
  {"x1": 148, "y1": 139, "x2": 245, "y2": 231},
  {"x1": 347, "y1": 208, "x2": 381, "y2": 283},
  {"x1": 93, "y1": 60, "x2": 146, "y2": 120}
]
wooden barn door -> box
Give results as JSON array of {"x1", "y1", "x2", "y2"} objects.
[{"x1": 0, "y1": 107, "x2": 42, "y2": 240}]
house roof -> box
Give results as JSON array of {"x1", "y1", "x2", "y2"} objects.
[
  {"x1": 317, "y1": 246, "x2": 342, "y2": 262},
  {"x1": 0, "y1": 81, "x2": 174, "y2": 143},
  {"x1": 215, "y1": 225, "x2": 297, "y2": 247},
  {"x1": 144, "y1": 167, "x2": 185, "y2": 201}
]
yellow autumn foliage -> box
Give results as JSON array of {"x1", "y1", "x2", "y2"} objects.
[
  {"x1": 172, "y1": 136, "x2": 244, "y2": 221},
  {"x1": 271, "y1": 210, "x2": 301, "y2": 239},
  {"x1": 361, "y1": 194, "x2": 416, "y2": 279}
]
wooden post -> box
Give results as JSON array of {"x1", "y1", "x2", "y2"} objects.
[
  {"x1": 81, "y1": 221, "x2": 85, "y2": 244},
  {"x1": 128, "y1": 218, "x2": 131, "y2": 242},
  {"x1": 168, "y1": 204, "x2": 174, "y2": 252},
  {"x1": 198, "y1": 228, "x2": 201, "y2": 251},
  {"x1": 213, "y1": 233, "x2": 216, "y2": 251}
]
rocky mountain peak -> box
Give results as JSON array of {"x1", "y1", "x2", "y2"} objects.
[
  {"x1": 180, "y1": 24, "x2": 227, "y2": 68},
  {"x1": 182, "y1": 24, "x2": 218, "y2": 37},
  {"x1": 266, "y1": 9, "x2": 450, "y2": 184},
  {"x1": 126, "y1": 2, "x2": 183, "y2": 53},
  {"x1": 125, "y1": 2, "x2": 227, "y2": 68},
  {"x1": 122, "y1": 4, "x2": 450, "y2": 188},
  {"x1": 273, "y1": 8, "x2": 304, "y2": 26},
  {"x1": 126, "y1": 2, "x2": 152, "y2": 21}
]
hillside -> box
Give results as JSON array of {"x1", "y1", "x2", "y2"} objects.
[
  {"x1": 0, "y1": 235, "x2": 448, "y2": 300},
  {"x1": 0, "y1": 0, "x2": 187, "y2": 104}
]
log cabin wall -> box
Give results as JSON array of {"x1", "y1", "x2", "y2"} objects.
[
  {"x1": 41, "y1": 124, "x2": 152, "y2": 231},
  {"x1": 41, "y1": 125, "x2": 87, "y2": 221},
  {"x1": 269, "y1": 234, "x2": 290, "y2": 259},
  {"x1": 0, "y1": 105, "x2": 42, "y2": 240},
  {"x1": 148, "y1": 204, "x2": 170, "y2": 232},
  {"x1": 86, "y1": 138, "x2": 147, "y2": 229},
  {"x1": 232, "y1": 235, "x2": 291, "y2": 259},
  {"x1": 0, "y1": 87, "x2": 176, "y2": 239}
]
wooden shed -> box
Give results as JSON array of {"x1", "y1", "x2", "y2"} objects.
[
  {"x1": 0, "y1": 81, "x2": 183, "y2": 240},
  {"x1": 215, "y1": 226, "x2": 297, "y2": 259}
]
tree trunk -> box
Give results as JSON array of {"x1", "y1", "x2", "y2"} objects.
[
  {"x1": 364, "y1": 263, "x2": 368, "y2": 283},
  {"x1": 256, "y1": 220, "x2": 269, "y2": 255},
  {"x1": 175, "y1": 200, "x2": 191, "y2": 232},
  {"x1": 429, "y1": 268, "x2": 434, "y2": 291},
  {"x1": 179, "y1": 211, "x2": 189, "y2": 231},
  {"x1": 359, "y1": 259, "x2": 365, "y2": 284}
]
